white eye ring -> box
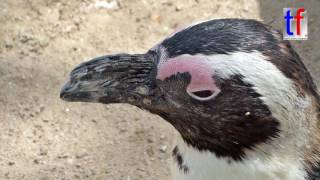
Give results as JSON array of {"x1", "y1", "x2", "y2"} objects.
[{"x1": 187, "y1": 89, "x2": 221, "y2": 101}]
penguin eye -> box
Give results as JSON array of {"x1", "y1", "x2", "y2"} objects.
[
  {"x1": 187, "y1": 89, "x2": 220, "y2": 101},
  {"x1": 193, "y1": 90, "x2": 213, "y2": 97}
]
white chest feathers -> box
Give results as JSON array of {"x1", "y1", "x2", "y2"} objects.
[{"x1": 171, "y1": 141, "x2": 306, "y2": 180}]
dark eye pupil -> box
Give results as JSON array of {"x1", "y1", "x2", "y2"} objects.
[{"x1": 192, "y1": 90, "x2": 213, "y2": 98}]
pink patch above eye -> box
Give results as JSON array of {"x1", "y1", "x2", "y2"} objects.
[{"x1": 156, "y1": 55, "x2": 219, "y2": 94}]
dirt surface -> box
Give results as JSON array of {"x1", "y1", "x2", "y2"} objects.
[{"x1": 0, "y1": 0, "x2": 318, "y2": 180}]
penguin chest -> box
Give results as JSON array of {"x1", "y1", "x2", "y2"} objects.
[{"x1": 171, "y1": 142, "x2": 306, "y2": 180}]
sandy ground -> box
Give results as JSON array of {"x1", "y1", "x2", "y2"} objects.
[{"x1": 0, "y1": 0, "x2": 319, "y2": 180}]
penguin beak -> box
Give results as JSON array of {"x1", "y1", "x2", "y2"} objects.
[{"x1": 60, "y1": 53, "x2": 156, "y2": 104}]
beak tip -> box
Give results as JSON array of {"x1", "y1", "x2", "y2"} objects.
[
  {"x1": 59, "y1": 90, "x2": 67, "y2": 100},
  {"x1": 59, "y1": 81, "x2": 96, "y2": 102},
  {"x1": 60, "y1": 81, "x2": 72, "y2": 101}
]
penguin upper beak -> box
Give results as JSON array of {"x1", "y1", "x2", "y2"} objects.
[{"x1": 60, "y1": 53, "x2": 157, "y2": 104}]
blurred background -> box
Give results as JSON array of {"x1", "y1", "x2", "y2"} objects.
[{"x1": 0, "y1": 0, "x2": 319, "y2": 179}]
